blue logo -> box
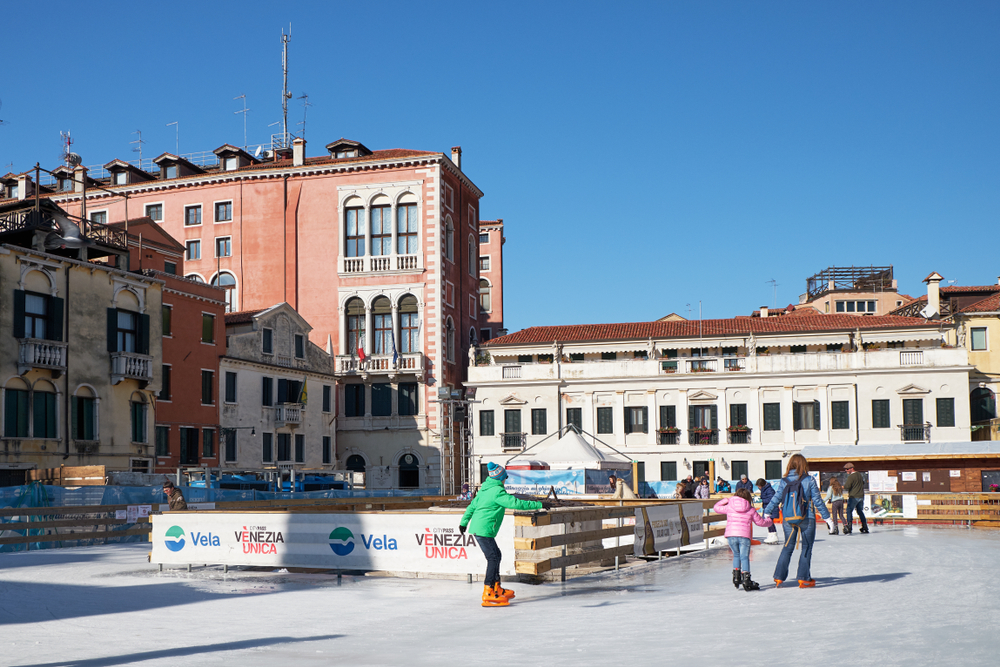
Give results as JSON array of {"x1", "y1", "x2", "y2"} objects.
[
  {"x1": 329, "y1": 527, "x2": 355, "y2": 556},
  {"x1": 164, "y1": 525, "x2": 186, "y2": 552}
]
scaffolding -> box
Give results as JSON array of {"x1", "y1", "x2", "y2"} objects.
[
  {"x1": 434, "y1": 389, "x2": 477, "y2": 496},
  {"x1": 806, "y1": 265, "x2": 894, "y2": 299}
]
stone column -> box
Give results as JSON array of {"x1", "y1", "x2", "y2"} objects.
[
  {"x1": 339, "y1": 306, "x2": 348, "y2": 356},
  {"x1": 390, "y1": 203, "x2": 398, "y2": 259},
  {"x1": 392, "y1": 303, "x2": 401, "y2": 359},
  {"x1": 365, "y1": 307, "x2": 373, "y2": 358},
  {"x1": 363, "y1": 206, "x2": 372, "y2": 271}
]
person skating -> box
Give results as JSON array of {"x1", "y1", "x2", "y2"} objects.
[
  {"x1": 823, "y1": 478, "x2": 848, "y2": 535},
  {"x1": 763, "y1": 454, "x2": 834, "y2": 588},
  {"x1": 713, "y1": 488, "x2": 773, "y2": 591},
  {"x1": 843, "y1": 463, "x2": 869, "y2": 534},
  {"x1": 756, "y1": 478, "x2": 779, "y2": 544},
  {"x1": 460, "y1": 463, "x2": 543, "y2": 607}
]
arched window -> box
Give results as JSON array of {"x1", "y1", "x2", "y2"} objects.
[
  {"x1": 444, "y1": 217, "x2": 454, "y2": 262},
  {"x1": 370, "y1": 196, "x2": 391, "y2": 256},
  {"x1": 468, "y1": 236, "x2": 476, "y2": 276},
  {"x1": 446, "y1": 317, "x2": 455, "y2": 363},
  {"x1": 346, "y1": 298, "x2": 366, "y2": 355},
  {"x1": 345, "y1": 199, "x2": 365, "y2": 257},
  {"x1": 372, "y1": 296, "x2": 392, "y2": 354},
  {"x1": 399, "y1": 294, "x2": 419, "y2": 353},
  {"x1": 397, "y1": 199, "x2": 418, "y2": 254},
  {"x1": 469, "y1": 327, "x2": 477, "y2": 346},
  {"x1": 185, "y1": 273, "x2": 205, "y2": 283},
  {"x1": 32, "y1": 380, "x2": 58, "y2": 439},
  {"x1": 398, "y1": 452, "x2": 420, "y2": 488},
  {"x1": 971, "y1": 387, "x2": 997, "y2": 423},
  {"x1": 346, "y1": 454, "x2": 367, "y2": 473},
  {"x1": 3, "y1": 378, "x2": 29, "y2": 438},
  {"x1": 479, "y1": 279, "x2": 491, "y2": 314},
  {"x1": 130, "y1": 393, "x2": 148, "y2": 444},
  {"x1": 211, "y1": 271, "x2": 238, "y2": 312},
  {"x1": 72, "y1": 386, "x2": 98, "y2": 441}
]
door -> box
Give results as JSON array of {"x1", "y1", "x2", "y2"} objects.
[
  {"x1": 180, "y1": 427, "x2": 199, "y2": 465},
  {"x1": 693, "y1": 461, "x2": 709, "y2": 479}
]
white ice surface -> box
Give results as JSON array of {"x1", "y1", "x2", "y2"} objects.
[{"x1": 2, "y1": 523, "x2": 999, "y2": 667}]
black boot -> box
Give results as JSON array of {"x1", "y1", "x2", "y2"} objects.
[
  {"x1": 742, "y1": 571, "x2": 760, "y2": 592},
  {"x1": 733, "y1": 569, "x2": 742, "y2": 588},
  {"x1": 832, "y1": 525, "x2": 839, "y2": 535}
]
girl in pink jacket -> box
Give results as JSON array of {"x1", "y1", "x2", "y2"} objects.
[{"x1": 713, "y1": 488, "x2": 773, "y2": 591}]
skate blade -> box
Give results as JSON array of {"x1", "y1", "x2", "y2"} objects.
[{"x1": 481, "y1": 600, "x2": 510, "y2": 607}]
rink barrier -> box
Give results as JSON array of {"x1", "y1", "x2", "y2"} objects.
[{"x1": 512, "y1": 499, "x2": 726, "y2": 579}]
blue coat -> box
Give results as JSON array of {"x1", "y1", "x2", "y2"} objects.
[
  {"x1": 759, "y1": 483, "x2": 775, "y2": 510},
  {"x1": 764, "y1": 471, "x2": 830, "y2": 522},
  {"x1": 735, "y1": 479, "x2": 755, "y2": 493}
]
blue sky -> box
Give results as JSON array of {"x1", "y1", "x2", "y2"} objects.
[{"x1": 2, "y1": 2, "x2": 998, "y2": 332}]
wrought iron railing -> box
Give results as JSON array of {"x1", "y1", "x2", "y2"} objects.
[
  {"x1": 900, "y1": 424, "x2": 931, "y2": 442},
  {"x1": 501, "y1": 432, "x2": 526, "y2": 452},
  {"x1": 688, "y1": 429, "x2": 719, "y2": 445},
  {"x1": 658, "y1": 430, "x2": 680, "y2": 445},
  {"x1": 727, "y1": 429, "x2": 752, "y2": 444}
]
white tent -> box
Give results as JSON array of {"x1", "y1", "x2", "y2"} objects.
[{"x1": 508, "y1": 431, "x2": 632, "y2": 471}]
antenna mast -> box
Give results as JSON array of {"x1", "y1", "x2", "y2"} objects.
[
  {"x1": 297, "y1": 93, "x2": 312, "y2": 140},
  {"x1": 234, "y1": 94, "x2": 250, "y2": 150},
  {"x1": 281, "y1": 27, "x2": 292, "y2": 147},
  {"x1": 766, "y1": 279, "x2": 779, "y2": 309},
  {"x1": 130, "y1": 130, "x2": 144, "y2": 166}
]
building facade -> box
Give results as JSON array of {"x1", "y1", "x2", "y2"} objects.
[
  {"x1": 477, "y1": 219, "x2": 504, "y2": 343},
  {"x1": 467, "y1": 315, "x2": 971, "y2": 487}
]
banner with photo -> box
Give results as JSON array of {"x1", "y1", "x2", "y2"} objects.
[{"x1": 633, "y1": 502, "x2": 704, "y2": 555}]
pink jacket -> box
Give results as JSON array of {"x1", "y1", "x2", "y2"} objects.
[{"x1": 713, "y1": 496, "x2": 773, "y2": 538}]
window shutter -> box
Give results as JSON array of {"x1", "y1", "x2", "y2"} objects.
[
  {"x1": 13, "y1": 290, "x2": 26, "y2": 338},
  {"x1": 813, "y1": 401, "x2": 821, "y2": 430},
  {"x1": 624, "y1": 408, "x2": 633, "y2": 434},
  {"x1": 137, "y1": 313, "x2": 150, "y2": 354},
  {"x1": 710, "y1": 405, "x2": 718, "y2": 430},
  {"x1": 106, "y1": 308, "x2": 117, "y2": 352},
  {"x1": 641, "y1": 407, "x2": 648, "y2": 433},
  {"x1": 793, "y1": 404, "x2": 802, "y2": 431},
  {"x1": 47, "y1": 297, "x2": 64, "y2": 342},
  {"x1": 84, "y1": 399, "x2": 95, "y2": 440},
  {"x1": 33, "y1": 393, "x2": 45, "y2": 438},
  {"x1": 688, "y1": 405, "x2": 696, "y2": 429},
  {"x1": 277, "y1": 379, "x2": 288, "y2": 404},
  {"x1": 71, "y1": 396, "x2": 78, "y2": 440}
]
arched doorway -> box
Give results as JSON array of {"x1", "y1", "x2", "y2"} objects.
[
  {"x1": 971, "y1": 387, "x2": 997, "y2": 423},
  {"x1": 345, "y1": 454, "x2": 366, "y2": 473},
  {"x1": 398, "y1": 453, "x2": 420, "y2": 488}
]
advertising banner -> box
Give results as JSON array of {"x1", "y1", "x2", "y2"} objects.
[
  {"x1": 505, "y1": 470, "x2": 585, "y2": 495},
  {"x1": 151, "y1": 512, "x2": 515, "y2": 576},
  {"x1": 633, "y1": 502, "x2": 704, "y2": 556}
]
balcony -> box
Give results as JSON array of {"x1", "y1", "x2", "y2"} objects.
[
  {"x1": 110, "y1": 351, "x2": 152, "y2": 385},
  {"x1": 274, "y1": 404, "x2": 302, "y2": 427},
  {"x1": 18, "y1": 339, "x2": 67, "y2": 375},
  {"x1": 657, "y1": 430, "x2": 680, "y2": 445},
  {"x1": 501, "y1": 432, "x2": 526, "y2": 452},
  {"x1": 688, "y1": 429, "x2": 719, "y2": 445},
  {"x1": 900, "y1": 423, "x2": 931, "y2": 443},
  {"x1": 335, "y1": 353, "x2": 424, "y2": 379},
  {"x1": 727, "y1": 428, "x2": 752, "y2": 444},
  {"x1": 689, "y1": 359, "x2": 717, "y2": 373},
  {"x1": 339, "y1": 254, "x2": 422, "y2": 275},
  {"x1": 724, "y1": 357, "x2": 746, "y2": 372}
]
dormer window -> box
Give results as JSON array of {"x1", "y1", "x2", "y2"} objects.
[
  {"x1": 224, "y1": 157, "x2": 238, "y2": 171},
  {"x1": 335, "y1": 149, "x2": 357, "y2": 158},
  {"x1": 164, "y1": 165, "x2": 177, "y2": 179},
  {"x1": 113, "y1": 171, "x2": 128, "y2": 185},
  {"x1": 325, "y1": 139, "x2": 372, "y2": 160},
  {"x1": 9, "y1": 184, "x2": 19, "y2": 199},
  {"x1": 60, "y1": 178, "x2": 73, "y2": 192}
]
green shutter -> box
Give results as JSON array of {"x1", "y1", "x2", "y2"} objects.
[
  {"x1": 107, "y1": 308, "x2": 117, "y2": 352},
  {"x1": 71, "y1": 396, "x2": 78, "y2": 439},
  {"x1": 84, "y1": 398, "x2": 95, "y2": 440},
  {"x1": 624, "y1": 407, "x2": 633, "y2": 434},
  {"x1": 710, "y1": 405, "x2": 718, "y2": 430},
  {"x1": 277, "y1": 379, "x2": 288, "y2": 404},
  {"x1": 793, "y1": 403, "x2": 802, "y2": 431},
  {"x1": 937, "y1": 398, "x2": 955, "y2": 428},
  {"x1": 33, "y1": 392, "x2": 46, "y2": 438},
  {"x1": 12, "y1": 290, "x2": 26, "y2": 338},
  {"x1": 903, "y1": 399, "x2": 923, "y2": 425},
  {"x1": 137, "y1": 313, "x2": 150, "y2": 354},
  {"x1": 688, "y1": 405, "x2": 696, "y2": 430},
  {"x1": 48, "y1": 297, "x2": 64, "y2": 342},
  {"x1": 813, "y1": 401, "x2": 821, "y2": 430}
]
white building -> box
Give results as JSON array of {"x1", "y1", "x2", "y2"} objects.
[
  {"x1": 467, "y1": 314, "x2": 971, "y2": 486},
  {"x1": 220, "y1": 304, "x2": 337, "y2": 471}
]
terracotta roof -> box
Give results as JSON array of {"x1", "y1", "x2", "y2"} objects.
[
  {"x1": 235, "y1": 148, "x2": 438, "y2": 173},
  {"x1": 485, "y1": 315, "x2": 937, "y2": 347},
  {"x1": 960, "y1": 293, "x2": 1000, "y2": 313},
  {"x1": 225, "y1": 308, "x2": 265, "y2": 325},
  {"x1": 941, "y1": 285, "x2": 1000, "y2": 293}
]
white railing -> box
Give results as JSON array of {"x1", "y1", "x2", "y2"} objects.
[
  {"x1": 276, "y1": 355, "x2": 292, "y2": 368},
  {"x1": 335, "y1": 353, "x2": 424, "y2": 375},
  {"x1": 275, "y1": 404, "x2": 302, "y2": 425},
  {"x1": 371, "y1": 256, "x2": 391, "y2": 271},
  {"x1": 18, "y1": 339, "x2": 67, "y2": 371},
  {"x1": 111, "y1": 352, "x2": 153, "y2": 383},
  {"x1": 502, "y1": 365, "x2": 522, "y2": 379},
  {"x1": 343, "y1": 257, "x2": 364, "y2": 273},
  {"x1": 688, "y1": 358, "x2": 717, "y2": 373},
  {"x1": 341, "y1": 254, "x2": 421, "y2": 274},
  {"x1": 396, "y1": 254, "x2": 418, "y2": 270},
  {"x1": 723, "y1": 357, "x2": 746, "y2": 372},
  {"x1": 900, "y1": 351, "x2": 924, "y2": 366}
]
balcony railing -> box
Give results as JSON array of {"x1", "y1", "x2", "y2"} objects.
[
  {"x1": 727, "y1": 428, "x2": 752, "y2": 444},
  {"x1": 689, "y1": 359, "x2": 717, "y2": 373},
  {"x1": 724, "y1": 357, "x2": 746, "y2": 372},
  {"x1": 900, "y1": 351, "x2": 924, "y2": 366},
  {"x1": 501, "y1": 432, "x2": 526, "y2": 452},
  {"x1": 275, "y1": 404, "x2": 302, "y2": 426},
  {"x1": 658, "y1": 430, "x2": 680, "y2": 445},
  {"x1": 502, "y1": 365, "x2": 522, "y2": 379},
  {"x1": 340, "y1": 254, "x2": 422, "y2": 274},
  {"x1": 900, "y1": 423, "x2": 931, "y2": 443},
  {"x1": 18, "y1": 339, "x2": 67, "y2": 375},
  {"x1": 335, "y1": 353, "x2": 424, "y2": 377},
  {"x1": 110, "y1": 351, "x2": 153, "y2": 384},
  {"x1": 688, "y1": 429, "x2": 719, "y2": 445}
]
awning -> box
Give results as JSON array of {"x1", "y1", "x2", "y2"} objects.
[{"x1": 857, "y1": 330, "x2": 943, "y2": 344}]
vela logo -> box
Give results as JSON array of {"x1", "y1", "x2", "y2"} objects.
[
  {"x1": 329, "y1": 527, "x2": 355, "y2": 556},
  {"x1": 164, "y1": 525, "x2": 186, "y2": 552}
]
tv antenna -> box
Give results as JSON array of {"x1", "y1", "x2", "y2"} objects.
[
  {"x1": 234, "y1": 94, "x2": 250, "y2": 150},
  {"x1": 166, "y1": 121, "x2": 179, "y2": 155},
  {"x1": 59, "y1": 131, "x2": 81, "y2": 168},
  {"x1": 766, "y1": 279, "x2": 779, "y2": 308},
  {"x1": 281, "y1": 26, "x2": 293, "y2": 147},
  {"x1": 0, "y1": 99, "x2": 7, "y2": 127},
  {"x1": 130, "y1": 130, "x2": 145, "y2": 166},
  {"x1": 297, "y1": 93, "x2": 312, "y2": 140}
]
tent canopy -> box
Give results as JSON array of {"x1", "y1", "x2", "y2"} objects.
[{"x1": 508, "y1": 431, "x2": 632, "y2": 471}]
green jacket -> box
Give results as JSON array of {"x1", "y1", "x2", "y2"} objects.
[
  {"x1": 844, "y1": 471, "x2": 865, "y2": 499},
  {"x1": 460, "y1": 477, "x2": 542, "y2": 538}
]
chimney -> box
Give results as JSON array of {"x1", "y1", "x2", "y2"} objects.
[
  {"x1": 451, "y1": 146, "x2": 462, "y2": 170},
  {"x1": 292, "y1": 137, "x2": 306, "y2": 167},
  {"x1": 16, "y1": 174, "x2": 33, "y2": 201},
  {"x1": 759, "y1": 306, "x2": 768, "y2": 318},
  {"x1": 924, "y1": 272, "x2": 943, "y2": 318},
  {"x1": 73, "y1": 165, "x2": 88, "y2": 193}
]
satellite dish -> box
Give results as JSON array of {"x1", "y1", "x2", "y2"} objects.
[
  {"x1": 919, "y1": 304, "x2": 933, "y2": 319},
  {"x1": 253, "y1": 146, "x2": 263, "y2": 158},
  {"x1": 66, "y1": 152, "x2": 82, "y2": 168}
]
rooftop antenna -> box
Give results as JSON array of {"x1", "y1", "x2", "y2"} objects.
[
  {"x1": 234, "y1": 94, "x2": 250, "y2": 150},
  {"x1": 297, "y1": 92, "x2": 312, "y2": 140},
  {"x1": 766, "y1": 279, "x2": 779, "y2": 308},
  {"x1": 281, "y1": 26, "x2": 292, "y2": 147},
  {"x1": 166, "y1": 121, "x2": 178, "y2": 155},
  {"x1": 0, "y1": 99, "x2": 7, "y2": 127},
  {"x1": 130, "y1": 130, "x2": 145, "y2": 167},
  {"x1": 58, "y1": 131, "x2": 80, "y2": 168}
]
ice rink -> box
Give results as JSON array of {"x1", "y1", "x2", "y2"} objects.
[{"x1": 2, "y1": 523, "x2": 998, "y2": 666}]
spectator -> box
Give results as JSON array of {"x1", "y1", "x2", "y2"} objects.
[
  {"x1": 716, "y1": 477, "x2": 732, "y2": 493},
  {"x1": 735, "y1": 474, "x2": 755, "y2": 493},
  {"x1": 162, "y1": 481, "x2": 187, "y2": 511},
  {"x1": 673, "y1": 481, "x2": 687, "y2": 499},
  {"x1": 608, "y1": 474, "x2": 618, "y2": 493},
  {"x1": 756, "y1": 478, "x2": 778, "y2": 544},
  {"x1": 457, "y1": 483, "x2": 473, "y2": 501},
  {"x1": 695, "y1": 478, "x2": 711, "y2": 499},
  {"x1": 843, "y1": 463, "x2": 869, "y2": 534},
  {"x1": 682, "y1": 477, "x2": 696, "y2": 499}
]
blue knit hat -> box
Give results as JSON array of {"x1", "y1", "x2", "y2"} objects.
[{"x1": 487, "y1": 462, "x2": 507, "y2": 481}]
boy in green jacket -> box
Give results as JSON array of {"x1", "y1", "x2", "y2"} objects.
[{"x1": 460, "y1": 462, "x2": 543, "y2": 607}]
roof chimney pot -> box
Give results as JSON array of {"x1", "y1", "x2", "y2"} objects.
[
  {"x1": 451, "y1": 146, "x2": 462, "y2": 170},
  {"x1": 292, "y1": 137, "x2": 306, "y2": 167},
  {"x1": 760, "y1": 306, "x2": 768, "y2": 318}
]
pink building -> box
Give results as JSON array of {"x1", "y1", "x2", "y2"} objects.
[
  {"x1": 477, "y1": 219, "x2": 505, "y2": 342},
  {"x1": 27, "y1": 139, "x2": 488, "y2": 492}
]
